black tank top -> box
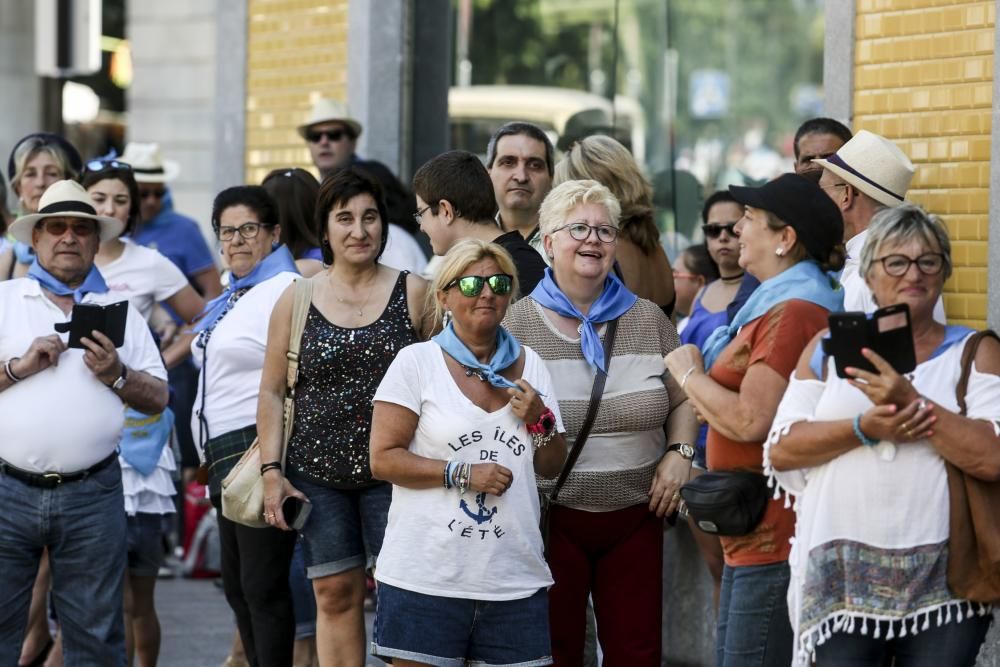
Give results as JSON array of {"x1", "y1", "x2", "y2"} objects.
[{"x1": 286, "y1": 271, "x2": 418, "y2": 488}]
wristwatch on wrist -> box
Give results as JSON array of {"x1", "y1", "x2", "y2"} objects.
[
  {"x1": 667, "y1": 442, "x2": 695, "y2": 460},
  {"x1": 526, "y1": 407, "x2": 556, "y2": 435},
  {"x1": 110, "y1": 364, "x2": 129, "y2": 391}
]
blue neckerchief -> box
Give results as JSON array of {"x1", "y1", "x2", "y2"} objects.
[
  {"x1": 193, "y1": 245, "x2": 299, "y2": 333},
  {"x1": 27, "y1": 259, "x2": 109, "y2": 303},
  {"x1": 433, "y1": 322, "x2": 522, "y2": 390},
  {"x1": 702, "y1": 261, "x2": 843, "y2": 370},
  {"x1": 119, "y1": 407, "x2": 175, "y2": 476},
  {"x1": 529, "y1": 267, "x2": 637, "y2": 374}
]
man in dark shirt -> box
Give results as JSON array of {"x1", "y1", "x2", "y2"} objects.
[{"x1": 413, "y1": 150, "x2": 546, "y2": 295}]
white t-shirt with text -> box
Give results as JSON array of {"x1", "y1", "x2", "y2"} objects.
[
  {"x1": 373, "y1": 340, "x2": 563, "y2": 601},
  {"x1": 101, "y1": 239, "x2": 189, "y2": 321}
]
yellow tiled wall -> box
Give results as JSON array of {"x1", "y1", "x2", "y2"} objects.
[
  {"x1": 245, "y1": 0, "x2": 350, "y2": 184},
  {"x1": 854, "y1": 0, "x2": 994, "y2": 328}
]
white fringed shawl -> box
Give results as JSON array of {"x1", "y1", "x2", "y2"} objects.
[{"x1": 763, "y1": 331, "x2": 1000, "y2": 665}]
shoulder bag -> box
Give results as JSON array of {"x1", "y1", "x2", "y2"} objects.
[
  {"x1": 221, "y1": 278, "x2": 313, "y2": 528},
  {"x1": 946, "y1": 329, "x2": 1000, "y2": 603},
  {"x1": 539, "y1": 317, "x2": 619, "y2": 555}
]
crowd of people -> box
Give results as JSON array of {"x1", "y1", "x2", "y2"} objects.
[{"x1": 0, "y1": 98, "x2": 997, "y2": 667}]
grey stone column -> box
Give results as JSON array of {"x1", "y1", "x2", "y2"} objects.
[
  {"x1": 822, "y1": 0, "x2": 855, "y2": 126},
  {"x1": 0, "y1": 2, "x2": 42, "y2": 173},
  {"x1": 213, "y1": 0, "x2": 248, "y2": 193}
]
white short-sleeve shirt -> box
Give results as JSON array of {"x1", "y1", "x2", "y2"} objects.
[
  {"x1": 0, "y1": 277, "x2": 167, "y2": 473},
  {"x1": 190, "y1": 271, "x2": 298, "y2": 453},
  {"x1": 101, "y1": 239, "x2": 189, "y2": 321},
  {"x1": 373, "y1": 340, "x2": 563, "y2": 601}
]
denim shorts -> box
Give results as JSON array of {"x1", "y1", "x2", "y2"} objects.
[
  {"x1": 371, "y1": 582, "x2": 552, "y2": 667},
  {"x1": 126, "y1": 513, "x2": 171, "y2": 577},
  {"x1": 288, "y1": 473, "x2": 391, "y2": 579}
]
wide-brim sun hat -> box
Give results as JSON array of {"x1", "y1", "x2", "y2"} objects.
[
  {"x1": 7, "y1": 132, "x2": 83, "y2": 182},
  {"x1": 729, "y1": 173, "x2": 843, "y2": 264},
  {"x1": 296, "y1": 97, "x2": 363, "y2": 139},
  {"x1": 119, "y1": 142, "x2": 181, "y2": 183},
  {"x1": 812, "y1": 129, "x2": 914, "y2": 207},
  {"x1": 9, "y1": 179, "x2": 125, "y2": 244}
]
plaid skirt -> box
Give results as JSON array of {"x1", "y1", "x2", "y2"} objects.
[{"x1": 204, "y1": 424, "x2": 257, "y2": 499}]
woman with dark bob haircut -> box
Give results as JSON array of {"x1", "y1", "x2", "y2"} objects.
[
  {"x1": 192, "y1": 185, "x2": 301, "y2": 665},
  {"x1": 259, "y1": 166, "x2": 429, "y2": 664}
]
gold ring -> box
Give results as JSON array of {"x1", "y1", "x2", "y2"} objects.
[{"x1": 672, "y1": 492, "x2": 681, "y2": 500}]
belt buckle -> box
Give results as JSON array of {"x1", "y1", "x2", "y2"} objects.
[{"x1": 42, "y1": 472, "x2": 64, "y2": 485}]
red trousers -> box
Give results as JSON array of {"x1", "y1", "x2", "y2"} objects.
[{"x1": 546, "y1": 503, "x2": 663, "y2": 667}]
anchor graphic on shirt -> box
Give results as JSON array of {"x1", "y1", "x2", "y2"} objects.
[{"x1": 459, "y1": 492, "x2": 498, "y2": 525}]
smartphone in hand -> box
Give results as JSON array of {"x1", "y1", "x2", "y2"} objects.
[
  {"x1": 825, "y1": 303, "x2": 916, "y2": 379},
  {"x1": 282, "y1": 496, "x2": 312, "y2": 530}
]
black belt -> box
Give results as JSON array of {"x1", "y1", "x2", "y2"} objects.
[{"x1": 0, "y1": 451, "x2": 118, "y2": 489}]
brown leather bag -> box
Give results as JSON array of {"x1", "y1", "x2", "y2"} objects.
[{"x1": 945, "y1": 329, "x2": 1000, "y2": 603}]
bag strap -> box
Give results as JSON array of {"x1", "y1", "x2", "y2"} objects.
[
  {"x1": 550, "y1": 317, "x2": 619, "y2": 503},
  {"x1": 280, "y1": 279, "x2": 315, "y2": 468},
  {"x1": 956, "y1": 329, "x2": 1000, "y2": 416}
]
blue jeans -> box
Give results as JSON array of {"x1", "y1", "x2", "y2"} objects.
[
  {"x1": 289, "y1": 539, "x2": 317, "y2": 640},
  {"x1": 717, "y1": 562, "x2": 793, "y2": 667},
  {"x1": 815, "y1": 610, "x2": 992, "y2": 666},
  {"x1": 0, "y1": 460, "x2": 127, "y2": 666}
]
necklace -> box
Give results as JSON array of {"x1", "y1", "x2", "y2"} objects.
[
  {"x1": 335, "y1": 271, "x2": 378, "y2": 317},
  {"x1": 720, "y1": 272, "x2": 745, "y2": 284},
  {"x1": 462, "y1": 365, "x2": 490, "y2": 382}
]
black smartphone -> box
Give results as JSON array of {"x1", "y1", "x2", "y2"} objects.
[
  {"x1": 53, "y1": 301, "x2": 128, "y2": 349},
  {"x1": 282, "y1": 496, "x2": 312, "y2": 531},
  {"x1": 826, "y1": 303, "x2": 916, "y2": 379}
]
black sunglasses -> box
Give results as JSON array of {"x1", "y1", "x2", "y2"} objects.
[
  {"x1": 702, "y1": 222, "x2": 738, "y2": 239},
  {"x1": 306, "y1": 128, "x2": 351, "y2": 143},
  {"x1": 445, "y1": 273, "x2": 513, "y2": 298}
]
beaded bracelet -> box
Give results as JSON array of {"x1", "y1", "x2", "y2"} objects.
[
  {"x1": 853, "y1": 414, "x2": 879, "y2": 447},
  {"x1": 531, "y1": 430, "x2": 555, "y2": 450}
]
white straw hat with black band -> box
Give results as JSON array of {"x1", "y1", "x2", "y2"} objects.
[
  {"x1": 119, "y1": 142, "x2": 181, "y2": 184},
  {"x1": 297, "y1": 97, "x2": 363, "y2": 139},
  {"x1": 9, "y1": 180, "x2": 125, "y2": 244},
  {"x1": 812, "y1": 129, "x2": 915, "y2": 207}
]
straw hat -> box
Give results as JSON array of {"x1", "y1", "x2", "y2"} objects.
[
  {"x1": 812, "y1": 130, "x2": 914, "y2": 207},
  {"x1": 119, "y1": 142, "x2": 181, "y2": 183},
  {"x1": 297, "y1": 98, "x2": 363, "y2": 139},
  {"x1": 9, "y1": 180, "x2": 125, "y2": 244}
]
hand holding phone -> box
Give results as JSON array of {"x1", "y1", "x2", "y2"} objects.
[
  {"x1": 825, "y1": 304, "x2": 916, "y2": 379},
  {"x1": 282, "y1": 496, "x2": 312, "y2": 531}
]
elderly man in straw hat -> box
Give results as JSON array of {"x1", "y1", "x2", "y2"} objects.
[
  {"x1": 298, "y1": 97, "x2": 364, "y2": 181},
  {"x1": 814, "y1": 129, "x2": 945, "y2": 322},
  {"x1": 0, "y1": 180, "x2": 168, "y2": 663}
]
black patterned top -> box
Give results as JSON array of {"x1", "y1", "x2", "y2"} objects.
[{"x1": 286, "y1": 271, "x2": 418, "y2": 488}]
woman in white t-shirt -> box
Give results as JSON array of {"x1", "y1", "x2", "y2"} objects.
[
  {"x1": 81, "y1": 158, "x2": 206, "y2": 666},
  {"x1": 370, "y1": 239, "x2": 568, "y2": 667}
]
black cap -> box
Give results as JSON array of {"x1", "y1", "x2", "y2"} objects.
[
  {"x1": 7, "y1": 132, "x2": 83, "y2": 182},
  {"x1": 729, "y1": 173, "x2": 843, "y2": 264}
]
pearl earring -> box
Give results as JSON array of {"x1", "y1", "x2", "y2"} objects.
[{"x1": 775, "y1": 247, "x2": 784, "y2": 257}]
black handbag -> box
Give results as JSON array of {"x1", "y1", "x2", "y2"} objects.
[
  {"x1": 679, "y1": 470, "x2": 769, "y2": 536},
  {"x1": 539, "y1": 318, "x2": 619, "y2": 555}
]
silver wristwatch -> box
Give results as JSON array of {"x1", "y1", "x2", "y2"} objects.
[
  {"x1": 110, "y1": 364, "x2": 128, "y2": 391},
  {"x1": 667, "y1": 442, "x2": 695, "y2": 460}
]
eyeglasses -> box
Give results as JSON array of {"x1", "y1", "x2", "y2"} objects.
[
  {"x1": 85, "y1": 158, "x2": 132, "y2": 174},
  {"x1": 139, "y1": 189, "x2": 165, "y2": 200},
  {"x1": 39, "y1": 219, "x2": 97, "y2": 237},
  {"x1": 876, "y1": 253, "x2": 946, "y2": 277},
  {"x1": 672, "y1": 271, "x2": 701, "y2": 281},
  {"x1": 553, "y1": 222, "x2": 618, "y2": 243},
  {"x1": 445, "y1": 273, "x2": 514, "y2": 298},
  {"x1": 305, "y1": 128, "x2": 350, "y2": 143},
  {"x1": 701, "y1": 222, "x2": 738, "y2": 239},
  {"x1": 413, "y1": 205, "x2": 432, "y2": 226},
  {"x1": 217, "y1": 222, "x2": 273, "y2": 241},
  {"x1": 820, "y1": 183, "x2": 847, "y2": 193}
]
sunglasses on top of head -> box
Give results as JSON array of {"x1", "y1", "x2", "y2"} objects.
[
  {"x1": 84, "y1": 158, "x2": 133, "y2": 175},
  {"x1": 701, "y1": 222, "x2": 738, "y2": 239},
  {"x1": 445, "y1": 273, "x2": 514, "y2": 298}
]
